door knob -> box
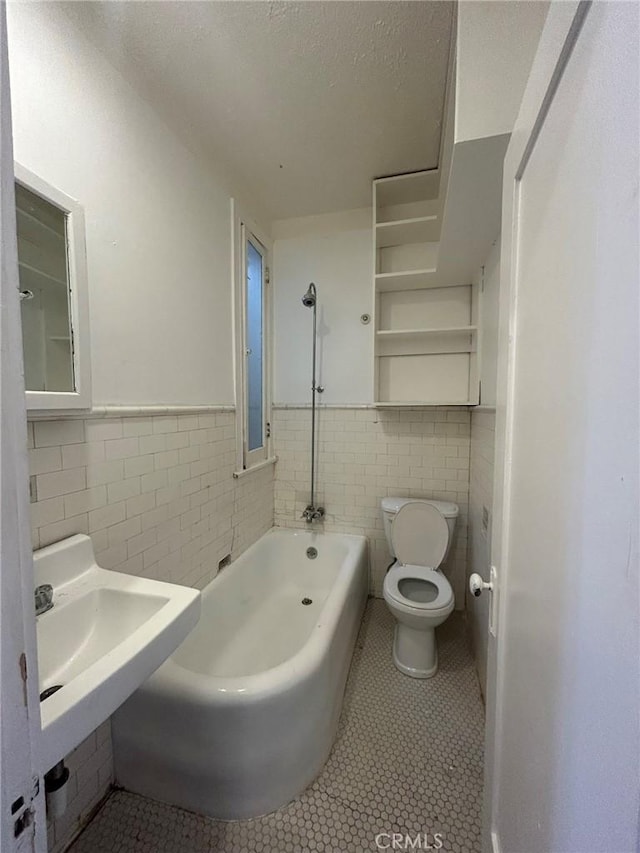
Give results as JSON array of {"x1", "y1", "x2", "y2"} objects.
[{"x1": 469, "y1": 572, "x2": 493, "y2": 597}]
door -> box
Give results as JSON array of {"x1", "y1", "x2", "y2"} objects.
[
  {"x1": 484, "y1": 3, "x2": 639, "y2": 852},
  {"x1": 0, "y1": 7, "x2": 47, "y2": 851}
]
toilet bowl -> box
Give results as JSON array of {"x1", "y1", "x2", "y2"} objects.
[{"x1": 381, "y1": 499, "x2": 457, "y2": 678}]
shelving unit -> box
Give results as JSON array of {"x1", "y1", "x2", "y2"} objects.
[
  {"x1": 374, "y1": 268, "x2": 438, "y2": 292},
  {"x1": 376, "y1": 326, "x2": 477, "y2": 339},
  {"x1": 375, "y1": 215, "x2": 439, "y2": 247},
  {"x1": 372, "y1": 169, "x2": 480, "y2": 407}
]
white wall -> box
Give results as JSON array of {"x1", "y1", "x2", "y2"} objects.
[
  {"x1": 7, "y1": 2, "x2": 266, "y2": 407},
  {"x1": 466, "y1": 237, "x2": 500, "y2": 693},
  {"x1": 273, "y1": 209, "x2": 373, "y2": 404},
  {"x1": 455, "y1": 1, "x2": 549, "y2": 144},
  {"x1": 467, "y1": 409, "x2": 495, "y2": 694},
  {"x1": 479, "y1": 235, "x2": 500, "y2": 406}
]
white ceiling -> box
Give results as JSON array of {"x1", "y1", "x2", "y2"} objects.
[{"x1": 59, "y1": 1, "x2": 454, "y2": 221}]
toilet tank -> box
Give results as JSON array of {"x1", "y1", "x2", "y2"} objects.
[{"x1": 381, "y1": 497, "x2": 459, "y2": 561}]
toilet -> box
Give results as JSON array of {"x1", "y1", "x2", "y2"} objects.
[{"x1": 381, "y1": 497, "x2": 459, "y2": 678}]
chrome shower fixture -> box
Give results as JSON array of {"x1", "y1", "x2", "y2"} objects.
[
  {"x1": 301, "y1": 282, "x2": 317, "y2": 308},
  {"x1": 301, "y1": 282, "x2": 324, "y2": 524}
]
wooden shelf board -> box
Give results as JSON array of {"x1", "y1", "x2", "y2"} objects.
[
  {"x1": 376, "y1": 326, "x2": 477, "y2": 339},
  {"x1": 374, "y1": 400, "x2": 476, "y2": 408},
  {"x1": 375, "y1": 215, "x2": 439, "y2": 248},
  {"x1": 374, "y1": 269, "x2": 439, "y2": 292},
  {"x1": 374, "y1": 170, "x2": 440, "y2": 207}
]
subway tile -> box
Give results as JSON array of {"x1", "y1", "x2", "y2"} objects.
[
  {"x1": 29, "y1": 446, "x2": 63, "y2": 476},
  {"x1": 107, "y1": 477, "x2": 141, "y2": 504},
  {"x1": 125, "y1": 492, "x2": 156, "y2": 519},
  {"x1": 85, "y1": 420, "x2": 123, "y2": 443},
  {"x1": 37, "y1": 467, "x2": 86, "y2": 500},
  {"x1": 105, "y1": 437, "x2": 140, "y2": 461},
  {"x1": 86, "y1": 460, "x2": 124, "y2": 487},
  {"x1": 165, "y1": 432, "x2": 190, "y2": 451},
  {"x1": 64, "y1": 486, "x2": 108, "y2": 518},
  {"x1": 39, "y1": 513, "x2": 89, "y2": 548},
  {"x1": 62, "y1": 441, "x2": 105, "y2": 470},
  {"x1": 88, "y1": 502, "x2": 126, "y2": 533},
  {"x1": 97, "y1": 543, "x2": 127, "y2": 569},
  {"x1": 31, "y1": 496, "x2": 65, "y2": 529},
  {"x1": 141, "y1": 470, "x2": 168, "y2": 494},
  {"x1": 152, "y1": 416, "x2": 178, "y2": 434},
  {"x1": 107, "y1": 517, "x2": 142, "y2": 549},
  {"x1": 139, "y1": 434, "x2": 167, "y2": 455},
  {"x1": 127, "y1": 528, "x2": 158, "y2": 558},
  {"x1": 124, "y1": 454, "x2": 154, "y2": 478},
  {"x1": 34, "y1": 419, "x2": 84, "y2": 448},
  {"x1": 122, "y1": 417, "x2": 154, "y2": 438}
]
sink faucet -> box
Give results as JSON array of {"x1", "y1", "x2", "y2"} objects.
[
  {"x1": 302, "y1": 505, "x2": 325, "y2": 524},
  {"x1": 35, "y1": 584, "x2": 53, "y2": 616}
]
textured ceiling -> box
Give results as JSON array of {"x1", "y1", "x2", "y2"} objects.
[{"x1": 59, "y1": 1, "x2": 454, "y2": 221}]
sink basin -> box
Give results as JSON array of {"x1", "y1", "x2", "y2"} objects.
[{"x1": 34, "y1": 534, "x2": 200, "y2": 773}]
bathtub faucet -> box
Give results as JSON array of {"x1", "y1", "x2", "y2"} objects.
[{"x1": 302, "y1": 505, "x2": 325, "y2": 524}]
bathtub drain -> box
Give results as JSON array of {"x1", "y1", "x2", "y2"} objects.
[{"x1": 302, "y1": 598, "x2": 313, "y2": 606}]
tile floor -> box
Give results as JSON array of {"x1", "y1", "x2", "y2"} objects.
[{"x1": 69, "y1": 600, "x2": 485, "y2": 853}]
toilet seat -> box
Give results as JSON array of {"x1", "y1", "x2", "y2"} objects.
[
  {"x1": 391, "y1": 501, "x2": 449, "y2": 569},
  {"x1": 384, "y1": 564, "x2": 453, "y2": 613}
]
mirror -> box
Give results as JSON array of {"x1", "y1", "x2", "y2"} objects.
[
  {"x1": 17, "y1": 183, "x2": 75, "y2": 392},
  {"x1": 15, "y1": 165, "x2": 91, "y2": 410}
]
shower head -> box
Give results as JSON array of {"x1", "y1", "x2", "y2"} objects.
[{"x1": 302, "y1": 283, "x2": 317, "y2": 308}]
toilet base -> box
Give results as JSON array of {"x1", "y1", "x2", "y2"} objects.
[{"x1": 392, "y1": 623, "x2": 438, "y2": 679}]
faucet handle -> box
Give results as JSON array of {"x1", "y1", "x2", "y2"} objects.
[{"x1": 35, "y1": 584, "x2": 53, "y2": 615}]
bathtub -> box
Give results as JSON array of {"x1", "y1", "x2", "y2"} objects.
[{"x1": 112, "y1": 527, "x2": 368, "y2": 819}]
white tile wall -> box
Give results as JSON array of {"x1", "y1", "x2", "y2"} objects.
[
  {"x1": 30, "y1": 412, "x2": 273, "y2": 588},
  {"x1": 29, "y1": 410, "x2": 273, "y2": 852},
  {"x1": 467, "y1": 409, "x2": 496, "y2": 695},
  {"x1": 47, "y1": 722, "x2": 113, "y2": 853},
  {"x1": 272, "y1": 406, "x2": 470, "y2": 603},
  {"x1": 33, "y1": 405, "x2": 471, "y2": 851}
]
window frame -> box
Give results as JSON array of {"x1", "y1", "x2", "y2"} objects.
[
  {"x1": 15, "y1": 163, "x2": 91, "y2": 411},
  {"x1": 232, "y1": 200, "x2": 272, "y2": 472}
]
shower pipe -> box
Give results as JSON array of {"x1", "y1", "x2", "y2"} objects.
[{"x1": 301, "y1": 283, "x2": 324, "y2": 523}]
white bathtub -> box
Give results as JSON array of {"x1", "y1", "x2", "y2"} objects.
[{"x1": 112, "y1": 527, "x2": 368, "y2": 819}]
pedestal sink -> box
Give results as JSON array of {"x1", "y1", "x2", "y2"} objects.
[{"x1": 34, "y1": 534, "x2": 201, "y2": 773}]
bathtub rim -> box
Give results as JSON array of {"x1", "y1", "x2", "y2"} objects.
[{"x1": 148, "y1": 527, "x2": 369, "y2": 702}]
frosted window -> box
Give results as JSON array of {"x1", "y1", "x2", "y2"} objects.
[
  {"x1": 246, "y1": 240, "x2": 264, "y2": 452},
  {"x1": 16, "y1": 183, "x2": 74, "y2": 392}
]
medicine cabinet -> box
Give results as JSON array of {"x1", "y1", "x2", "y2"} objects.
[{"x1": 15, "y1": 165, "x2": 91, "y2": 410}]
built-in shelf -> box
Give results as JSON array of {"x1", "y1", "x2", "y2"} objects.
[
  {"x1": 375, "y1": 215, "x2": 439, "y2": 248},
  {"x1": 374, "y1": 400, "x2": 476, "y2": 408},
  {"x1": 376, "y1": 326, "x2": 477, "y2": 340},
  {"x1": 18, "y1": 261, "x2": 67, "y2": 289},
  {"x1": 372, "y1": 167, "x2": 481, "y2": 408},
  {"x1": 375, "y1": 169, "x2": 440, "y2": 209},
  {"x1": 374, "y1": 269, "x2": 439, "y2": 292}
]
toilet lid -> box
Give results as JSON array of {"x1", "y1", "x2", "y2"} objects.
[
  {"x1": 391, "y1": 501, "x2": 449, "y2": 568},
  {"x1": 384, "y1": 564, "x2": 453, "y2": 611}
]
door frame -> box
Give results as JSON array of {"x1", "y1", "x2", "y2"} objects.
[
  {"x1": 231, "y1": 199, "x2": 272, "y2": 474},
  {"x1": 482, "y1": 3, "x2": 591, "y2": 850},
  {"x1": 0, "y1": 5, "x2": 47, "y2": 851}
]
